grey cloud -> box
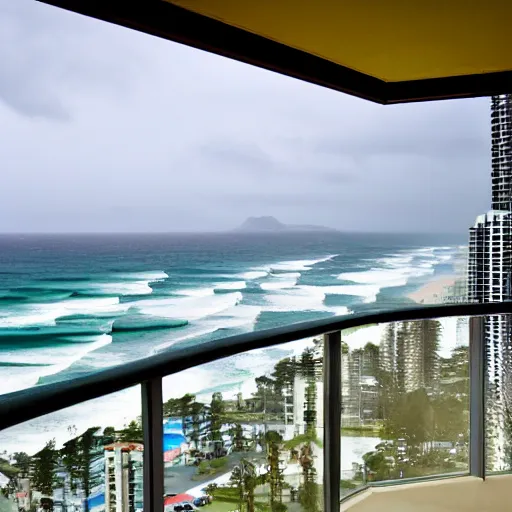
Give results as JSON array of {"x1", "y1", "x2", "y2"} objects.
[
  {"x1": 0, "y1": 0, "x2": 144, "y2": 120},
  {"x1": 199, "y1": 141, "x2": 274, "y2": 170},
  {"x1": 200, "y1": 139, "x2": 358, "y2": 184},
  {"x1": 314, "y1": 100, "x2": 489, "y2": 159},
  {"x1": 0, "y1": 0, "x2": 493, "y2": 234}
]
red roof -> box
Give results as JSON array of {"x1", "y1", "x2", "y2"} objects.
[{"x1": 164, "y1": 494, "x2": 195, "y2": 506}]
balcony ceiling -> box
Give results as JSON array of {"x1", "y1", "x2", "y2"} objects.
[{"x1": 41, "y1": 0, "x2": 512, "y2": 104}]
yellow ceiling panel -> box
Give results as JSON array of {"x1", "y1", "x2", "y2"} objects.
[{"x1": 165, "y1": 0, "x2": 512, "y2": 82}]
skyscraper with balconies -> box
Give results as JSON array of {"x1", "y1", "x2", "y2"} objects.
[{"x1": 468, "y1": 94, "x2": 512, "y2": 470}]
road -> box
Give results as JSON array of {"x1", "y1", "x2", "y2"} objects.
[{"x1": 164, "y1": 451, "x2": 264, "y2": 495}]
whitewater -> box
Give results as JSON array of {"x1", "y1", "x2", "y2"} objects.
[{"x1": 0, "y1": 232, "x2": 463, "y2": 453}]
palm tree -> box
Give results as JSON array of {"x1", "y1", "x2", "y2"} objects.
[
  {"x1": 229, "y1": 459, "x2": 258, "y2": 512},
  {"x1": 265, "y1": 431, "x2": 285, "y2": 509}
]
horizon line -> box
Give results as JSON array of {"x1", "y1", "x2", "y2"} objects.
[{"x1": 0, "y1": 230, "x2": 468, "y2": 236}]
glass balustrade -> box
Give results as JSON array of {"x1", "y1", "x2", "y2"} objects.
[
  {"x1": 161, "y1": 337, "x2": 324, "y2": 512},
  {"x1": 0, "y1": 310, "x2": 509, "y2": 512},
  {"x1": 0, "y1": 387, "x2": 143, "y2": 512}
]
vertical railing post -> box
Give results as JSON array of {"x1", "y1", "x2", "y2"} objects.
[
  {"x1": 470, "y1": 316, "x2": 485, "y2": 479},
  {"x1": 324, "y1": 330, "x2": 342, "y2": 512},
  {"x1": 142, "y1": 377, "x2": 164, "y2": 512}
]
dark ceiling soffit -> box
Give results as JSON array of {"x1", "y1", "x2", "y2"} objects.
[
  {"x1": 387, "y1": 70, "x2": 512, "y2": 104},
  {"x1": 39, "y1": 0, "x2": 512, "y2": 104}
]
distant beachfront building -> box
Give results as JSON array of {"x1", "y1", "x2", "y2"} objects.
[
  {"x1": 104, "y1": 443, "x2": 143, "y2": 512},
  {"x1": 379, "y1": 321, "x2": 440, "y2": 394},
  {"x1": 467, "y1": 94, "x2": 512, "y2": 470},
  {"x1": 341, "y1": 344, "x2": 379, "y2": 427}
]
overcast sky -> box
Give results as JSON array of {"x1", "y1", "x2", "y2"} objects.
[{"x1": 0, "y1": 1, "x2": 492, "y2": 233}]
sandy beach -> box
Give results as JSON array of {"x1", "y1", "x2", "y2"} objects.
[{"x1": 408, "y1": 276, "x2": 456, "y2": 304}]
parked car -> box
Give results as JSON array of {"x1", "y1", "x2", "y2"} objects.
[
  {"x1": 173, "y1": 502, "x2": 196, "y2": 511},
  {"x1": 199, "y1": 489, "x2": 213, "y2": 503},
  {"x1": 193, "y1": 496, "x2": 209, "y2": 507}
]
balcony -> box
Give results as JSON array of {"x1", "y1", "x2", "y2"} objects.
[
  {"x1": 3, "y1": 2, "x2": 512, "y2": 512},
  {"x1": 1, "y1": 302, "x2": 511, "y2": 512}
]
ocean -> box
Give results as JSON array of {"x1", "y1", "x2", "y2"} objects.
[{"x1": 0, "y1": 232, "x2": 464, "y2": 453}]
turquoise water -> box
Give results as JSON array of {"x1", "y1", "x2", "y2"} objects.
[{"x1": 0, "y1": 232, "x2": 463, "y2": 397}]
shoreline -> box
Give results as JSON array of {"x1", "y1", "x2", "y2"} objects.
[
  {"x1": 0, "y1": 246, "x2": 462, "y2": 456},
  {"x1": 408, "y1": 275, "x2": 457, "y2": 304}
]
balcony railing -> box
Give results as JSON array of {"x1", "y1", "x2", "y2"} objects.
[{"x1": 1, "y1": 301, "x2": 511, "y2": 512}]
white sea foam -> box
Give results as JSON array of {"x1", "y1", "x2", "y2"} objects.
[
  {"x1": 215, "y1": 281, "x2": 247, "y2": 291},
  {"x1": 270, "y1": 254, "x2": 337, "y2": 272},
  {"x1": 134, "y1": 291, "x2": 243, "y2": 321},
  {"x1": 32, "y1": 276, "x2": 163, "y2": 297},
  {"x1": 263, "y1": 285, "x2": 351, "y2": 314},
  {"x1": 260, "y1": 272, "x2": 301, "y2": 290},
  {"x1": 239, "y1": 255, "x2": 336, "y2": 281},
  {"x1": 0, "y1": 382, "x2": 139, "y2": 455},
  {"x1": 0, "y1": 334, "x2": 112, "y2": 395},
  {"x1": 150, "y1": 304, "x2": 262, "y2": 354},
  {"x1": 175, "y1": 287, "x2": 216, "y2": 297},
  {"x1": 0, "y1": 297, "x2": 127, "y2": 328},
  {"x1": 150, "y1": 326, "x2": 224, "y2": 354},
  {"x1": 339, "y1": 268, "x2": 410, "y2": 288},
  {"x1": 240, "y1": 270, "x2": 269, "y2": 280},
  {"x1": 87, "y1": 281, "x2": 154, "y2": 295},
  {"x1": 263, "y1": 286, "x2": 326, "y2": 312},
  {"x1": 116, "y1": 270, "x2": 169, "y2": 281},
  {"x1": 320, "y1": 284, "x2": 381, "y2": 303},
  {"x1": 212, "y1": 304, "x2": 261, "y2": 328},
  {"x1": 337, "y1": 247, "x2": 455, "y2": 298}
]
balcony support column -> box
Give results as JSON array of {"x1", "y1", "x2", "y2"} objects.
[
  {"x1": 470, "y1": 316, "x2": 485, "y2": 479},
  {"x1": 324, "y1": 330, "x2": 342, "y2": 512},
  {"x1": 142, "y1": 377, "x2": 164, "y2": 512}
]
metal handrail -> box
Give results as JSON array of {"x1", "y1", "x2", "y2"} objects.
[
  {"x1": 0, "y1": 301, "x2": 510, "y2": 430},
  {"x1": 1, "y1": 300, "x2": 510, "y2": 512}
]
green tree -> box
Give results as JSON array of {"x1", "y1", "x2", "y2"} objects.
[
  {"x1": 210, "y1": 392, "x2": 225, "y2": 443},
  {"x1": 254, "y1": 376, "x2": 281, "y2": 414},
  {"x1": 31, "y1": 440, "x2": 58, "y2": 496},
  {"x1": 298, "y1": 442, "x2": 318, "y2": 512},
  {"x1": 383, "y1": 388, "x2": 434, "y2": 459},
  {"x1": 272, "y1": 357, "x2": 297, "y2": 393},
  {"x1": 102, "y1": 427, "x2": 116, "y2": 444},
  {"x1": 232, "y1": 424, "x2": 245, "y2": 452},
  {"x1": 297, "y1": 347, "x2": 321, "y2": 512},
  {"x1": 164, "y1": 394, "x2": 195, "y2": 423},
  {"x1": 362, "y1": 450, "x2": 392, "y2": 481},
  {"x1": 118, "y1": 420, "x2": 143, "y2": 442},
  {"x1": 12, "y1": 452, "x2": 31, "y2": 478},
  {"x1": 229, "y1": 459, "x2": 258, "y2": 512},
  {"x1": 189, "y1": 401, "x2": 205, "y2": 450},
  {"x1": 432, "y1": 395, "x2": 468, "y2": 441},
  {"x1": 265, "y1": 431, "x2": 285, "y2": 509},
  {"x1": 61, "y1": 428, "x2": 103, "y2": 512}
]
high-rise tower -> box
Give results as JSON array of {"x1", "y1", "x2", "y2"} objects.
[{"x1": 468, "y1": 94, "x2": 512, "y2": 470}]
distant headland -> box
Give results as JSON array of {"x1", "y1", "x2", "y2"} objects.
[{"x1": 234, "y1": 216, "x2": 337, "y2": 233}]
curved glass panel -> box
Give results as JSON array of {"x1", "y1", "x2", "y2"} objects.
[
  {"x1": 0, "y1": 387, "x2": 143, "y2": 512},
  {"x1": 340, "y1": 317, "x2": 470, "y2": 496},
  {"x1": 161, "y1": 338, "x2": 324, "y2": 512}
]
